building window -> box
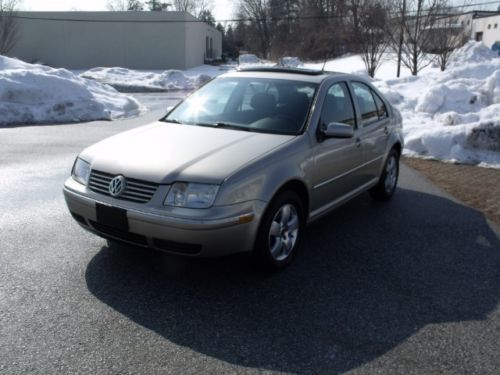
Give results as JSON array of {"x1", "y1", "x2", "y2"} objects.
[
  {"x1": 488, "y1": 24, "x2": 491, "y2": 29},
  {"x1": 495, "y1": 23, "x2": 498, "y2": 29},
  {"x1": 475, "y1": 32, "x2": 483, "y2": 41},
  {"x1": 467, "y1": 19, "x2": 470, "y2": 25}
]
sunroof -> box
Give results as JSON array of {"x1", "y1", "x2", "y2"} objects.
[{"x1": 237, "y1": 66, "x2": 327, "y2": 76}]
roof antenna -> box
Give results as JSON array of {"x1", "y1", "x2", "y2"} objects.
[{"x1": 321, "y1": 55, "x2": 328, "y2": 73}]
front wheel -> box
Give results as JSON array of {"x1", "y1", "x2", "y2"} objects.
[
  {"x1": 254, "y1": 191, "x2": 304, "y2": 270},
  {"x1": 370, "y1": 148, "x2": 400, "y2": 201}
]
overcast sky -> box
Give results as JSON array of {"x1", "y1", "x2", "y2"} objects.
[
  {"x1": 21, "y1": 0, "x2": 235, "y2": 21},
  {"x1": 18, "y1": 0, "x2": 499, "y2": 20}
]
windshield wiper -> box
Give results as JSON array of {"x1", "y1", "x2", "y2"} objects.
[
  {"x1": 163, "y1": 120, "x2": 257, "y2": 133},
  {"x1": 162, "y1": 118, "x2": 182, "y2": 124},
  {"x1": 211, "y1": 122, "x2": 255, "y2": 132}
]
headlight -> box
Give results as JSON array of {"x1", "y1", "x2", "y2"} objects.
[
  {"x1": 164, "y1": 182, "x2": 219, "y2": 208},
  {"x1": 72, "y1": 158, "x2": 91, "y2": 185}
]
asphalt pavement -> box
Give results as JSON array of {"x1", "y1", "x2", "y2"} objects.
[{"x1": 1, "y1": 95, "x2": 499, "y2": 374}]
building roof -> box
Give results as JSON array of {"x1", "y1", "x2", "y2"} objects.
[
  {"x1": 12, "y1": 11, "x2": 219, "y2": 27},
  {"x1": 463, "y1": 10, "x2": 500, "y2": 19}
]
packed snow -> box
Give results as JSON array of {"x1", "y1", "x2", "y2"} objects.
[
  {"x1": 374, "y1": 42, "x2": 500, "y2": 168},
  {"x1": 303, "y1": 53, "x2": 435, "y2": 80},
  {"x1": 81, "y1": 67, "x2": 212, "y2": 92},
  {"x1": 0, "y1": 56, "x2": 143, "y2": 126}
]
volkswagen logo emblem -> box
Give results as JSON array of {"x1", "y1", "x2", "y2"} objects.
[{"x1": 109, "y1": 175, "x2": 126, "y2": 197}]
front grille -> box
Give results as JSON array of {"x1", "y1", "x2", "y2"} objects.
[{"x1": 88, "y1": 170, "x2": 159, "y2": 203}]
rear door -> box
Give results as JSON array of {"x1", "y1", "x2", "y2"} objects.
[
  {"x1": 311, "y1": 82, "x2": 365, "y2": 214},
  {"x1": 349, "y1": 81, "x2": 390, "y2": 181}
]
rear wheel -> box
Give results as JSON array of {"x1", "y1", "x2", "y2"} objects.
[
  {"x1": 370, "y1": 148, "x2": 400, "y2": 201},
  {"x1": 254, "y1": 191, "x2": 304, "y2": 270}
]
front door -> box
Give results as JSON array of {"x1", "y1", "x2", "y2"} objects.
[{"x1": 311, "y1": 82, "x2": 365, "y2": 216}]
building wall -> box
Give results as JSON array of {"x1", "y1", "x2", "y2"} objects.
[
  {"x1": 8, "y1": 12, "x2": 222, "y2": 70},
  {"x1": 472, "y1": 15, "x2": 500, "y2": 48},
  {"x1": 185, "y1": 21, "x2": 222, "y2": 68}
]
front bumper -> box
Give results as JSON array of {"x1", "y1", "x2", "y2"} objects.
[{"x1": 63, "y1": 178, "x2": 266, "y2": 257}]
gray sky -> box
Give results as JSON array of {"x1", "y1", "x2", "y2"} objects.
[{"x1": 20, "y1": 0, "x2": 235, "y2": 21}]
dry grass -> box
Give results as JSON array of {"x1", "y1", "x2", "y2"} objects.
[{"x1": 403, "y1": 157, "x2": 500, "y2": 226}]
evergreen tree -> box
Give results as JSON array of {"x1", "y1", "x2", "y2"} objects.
[
  {"x1": 199, "y1": 9, "x2": 216, "y2": 26},
  {"x1": 145, "y1": 0, "x2": 171, "y2": 11}
]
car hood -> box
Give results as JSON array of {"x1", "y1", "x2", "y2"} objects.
[{"x1": 80, "y1": 121, "x2": 295, "y2": 184}]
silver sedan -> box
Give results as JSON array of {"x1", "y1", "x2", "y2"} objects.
[{"x1": 64, "y1": 67, "x2": 403, "y2": 269}]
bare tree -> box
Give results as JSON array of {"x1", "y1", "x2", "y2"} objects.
[
  {"x1": 0, "y1": 0, "x2": 19, "y2": 55},
  {"x1": 394, "y1": 0, "x2": 407, "y2": 77},
  {"x1": 400, "y1": 0, "x2": 446, "y2": 76},
  {"x1": 173, "y1": 0, "x2": 212, "y2": 16},
  {"x1": 357, "y1": 1, "x2": 390, "y2": 77},
  {"x1": 107, "y1": 0, "x2": 144, "y2": 11},
  {"x1": 428, "y1": 4, "x2": 469, "y2": 71},
  {"x1": 238, "y1": 0, "x2": 271, "y2": 58}
]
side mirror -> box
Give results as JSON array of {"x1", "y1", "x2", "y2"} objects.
[{"x1": 322, "y1": 122, "x2": 354, "y2": 139}]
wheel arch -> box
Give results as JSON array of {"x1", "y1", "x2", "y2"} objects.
[
  {"x1": 392, "y1": 141, "x2": 402, "y2": 156},
  {"x1": 266, "y1": 179, "x2": 310, "y2": 224}
]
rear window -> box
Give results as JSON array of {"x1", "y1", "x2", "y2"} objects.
[{"x1": 351, "y1": 82, "x2": 379, "y2": 126}]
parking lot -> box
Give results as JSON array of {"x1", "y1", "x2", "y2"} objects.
[{"x1": 1, "y1": 95, "x2": 499, "y2": 374}]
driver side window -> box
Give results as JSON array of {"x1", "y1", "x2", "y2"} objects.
[{"x1": 320, "y1": 82, "x2": 356, "y2": 128}]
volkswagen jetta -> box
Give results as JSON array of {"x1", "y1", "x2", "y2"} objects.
[{"x1": 64, "y1": 67, "x2": 403, "y2": 269}]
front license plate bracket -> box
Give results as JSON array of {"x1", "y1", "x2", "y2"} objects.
[{"x1": 96, "y1": 203, "x2": 129, "y2": 231}]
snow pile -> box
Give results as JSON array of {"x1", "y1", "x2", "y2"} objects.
[
  {"x1": 81, "y1": 67, "x2": 212, "y2": 92},
  {"x1": 448, "y1": 41, "x2": 499, "y2": 66},
  {"x1": 375, "y1": 42, "x2": 500, "y2": 167},
  {"x1": 278, "y1": 57, "x2": 303, "y2": 67},
  {"x1": 0, "y1": 56, "x2": 143, "y2": 126}
]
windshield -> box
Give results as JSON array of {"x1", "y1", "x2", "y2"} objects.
[{"x1": 162, "y1": 77, "x2": 318, "y2": 135}]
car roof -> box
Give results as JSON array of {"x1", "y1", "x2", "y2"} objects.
[{"x1": 221, "y1": 66, "x2": 352, "y2": 84}]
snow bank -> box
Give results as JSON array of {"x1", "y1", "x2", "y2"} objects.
[
  {"x1": 303, "y1": 53, "x2": 435, "y2": 80},
  {"x1": 0, "y1": 56, "x2": 143, "y2": 126},
  {"x1": 81, "y1": 67, "x2": 212, "y2": 92},
  {"x1": 448, "y1": 41, "x2": 499, "y2": 66},
  {"x1": 374, "y1": 42, "x2": 500, "y2": 167}
]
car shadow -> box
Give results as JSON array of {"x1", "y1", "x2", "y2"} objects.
[{"x1": 85, "y1": 188, "x2": 500, "y2": 374}]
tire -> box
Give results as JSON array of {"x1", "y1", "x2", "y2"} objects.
[
  {"x1": 254, "y1": 191, "x2": 305, "y2": 270},
  {"x1": 370, "y1": 148, "x2": 400, "y2": 201}
]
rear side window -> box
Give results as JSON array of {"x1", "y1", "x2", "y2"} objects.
[
  {"x1": 372, "y1": 91, "x2": 388, "y2": 119},
  {"x1": 351, "y1": 82, "x2": 379, "y2": 126},
  {"x1": 320, "y1": 82, "x2": 356, "y2": 127}
]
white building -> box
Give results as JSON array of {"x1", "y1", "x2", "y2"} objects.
[
  {"x1": 471, "y1": 13, "x2": 500, "y2": 48},
  {"x1": 7, "y1": 11, "x2": 222, "y2": 70}
]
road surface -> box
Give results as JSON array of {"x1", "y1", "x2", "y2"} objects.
[{"x1": 1, "y1": 97, "x2": 499, "y2": 374}]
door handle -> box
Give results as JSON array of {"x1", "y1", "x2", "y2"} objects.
[
  {"x1": 355, "y1": 138, "x2": 361, "y2": 148},
  {"x1": 384, "y1": 126, "x2": 389, "y2": 135}
]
